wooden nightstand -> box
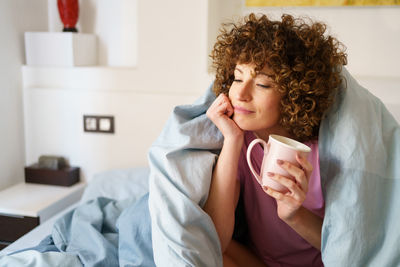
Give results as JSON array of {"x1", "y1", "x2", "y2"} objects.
[{"x1": 0, "y1": 182, "x2": 86, "y2": 249}]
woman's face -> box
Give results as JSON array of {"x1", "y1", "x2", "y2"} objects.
[{"x1": 228, "y1": 63, "x2": 288, "y2": 139}]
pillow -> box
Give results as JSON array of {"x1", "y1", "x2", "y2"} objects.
[{"x1": 80, "y1": 167, "x2": 150, "y2": 203}]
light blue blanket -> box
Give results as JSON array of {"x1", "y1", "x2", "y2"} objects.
[
  {"x1": 319, "y1": 69, "x2": 400, "y2": 265},
  {"x1": 148, "y1": 88, "x2": 224, "y2": 266},
  {"x1": 1, "y1": 68, "x2": 399, "y2": 266},
  {"x1": 0, "y1": 194, "x2": 154, "y2": 267},
  {"x1": 148, "y1": 68, "x2": 400, "y2": 266}
]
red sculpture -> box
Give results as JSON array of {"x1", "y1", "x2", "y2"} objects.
[{"x1": 57, "y1": 0, "x2": 79, "y2": 32}]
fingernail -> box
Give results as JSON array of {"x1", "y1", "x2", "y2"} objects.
[
  {"x1": 277, "y1": 159, "x2": 284, "y2": 165},
  {"x1": 267, "y1": 172, "x2": 274, "y2": 177}
]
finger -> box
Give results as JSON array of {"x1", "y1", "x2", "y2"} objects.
[
  {"x1": 207, "y1": 95, "x2": 225, "y2": 116},
  {"x1": 208, "y1": 97, "x2": 232, "y2": 118},
  {"x1": 216, "y1": 95, "x2": 233, "y2": 114},
  {"x1": 267, "y1": 172, "x2": 306, "y2": 201},
  {"x1": 217, "y1": 93, "x2": 230, "y2": 105},
  {"x1": 210, "y1": 94, "x2": 228, "y2": 109},
  {"x1": 224, "y1": 101, "x2": 234, "y2": 117},
  {"x1": 276, "y1": 160, "x2": 308, "y2": 192},
  {"x1": 262, "y1": 185, "x2": 299, "y2": 206},
  {"x1": 296, "y1": 153, "x2": 313, "y2": 178},
  {"x1": 218, "y1": 100, "x2": 233, "y2": 117},
  {"x1": 262, "y1": 185, "x2": 286, "y2": 201}
]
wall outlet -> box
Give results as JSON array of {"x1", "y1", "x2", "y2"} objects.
[{"x1": 83, "y1": 115, "x2": 114, "y2": 133}]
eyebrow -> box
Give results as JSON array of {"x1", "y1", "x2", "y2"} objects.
[
  {"x1": 234, "y1": 67, "x2": 274, "y2": 79},
  {"x1": 257, "y1": 72, "x2": 274, "y2": 79}
]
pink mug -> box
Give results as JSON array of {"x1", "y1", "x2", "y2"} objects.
[{"x1": 246, "y1": 134, "x2": 311, "y2": 192}]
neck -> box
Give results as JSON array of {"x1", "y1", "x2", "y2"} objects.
[{"x1": 254, "y1": 126, "x2": 293, "y2": 142}]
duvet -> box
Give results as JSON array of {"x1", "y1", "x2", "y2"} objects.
[{"x1": 1, "y1": 68, "x2": 399, "y2": 267}]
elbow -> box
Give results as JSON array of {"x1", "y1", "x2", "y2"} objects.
[{"x1": 216, "y1": 224, "x2": 234, "y2": 253}]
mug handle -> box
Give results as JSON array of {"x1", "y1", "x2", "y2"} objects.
[{"x1": 246, "y1": 138, "x2": 268, "y2": 185}]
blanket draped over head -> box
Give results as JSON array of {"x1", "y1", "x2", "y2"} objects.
[
  {"x1": 1, "y1": 68, "x2": 398, "y2": 267},
  {"x1": 148, "y1": 68, "x2": 400, "y2": 266}
]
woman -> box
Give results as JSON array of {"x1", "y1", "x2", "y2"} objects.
[{"x1": 203, "y1": 13, "x2": 347, "y2": 266}]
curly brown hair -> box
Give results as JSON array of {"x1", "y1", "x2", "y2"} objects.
[{"x1": 210, "y1": 13, "x2": 347, "y2": 141}]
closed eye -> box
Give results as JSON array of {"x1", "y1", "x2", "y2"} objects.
[
  {"x1": 233, "y1": 79, "x2": 242, "y2": 83},
  {"x1": 257, "y1": 83, "x2": 271, "y2": 89}
]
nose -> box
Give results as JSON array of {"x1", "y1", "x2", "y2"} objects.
[{"x1": 233, "y1": 80, "x2": 252, "y2": 102}]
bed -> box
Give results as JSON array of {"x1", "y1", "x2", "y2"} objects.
[
  {"x1": 1, "y1": 69, "x2": 400, "y2": 266},
  {"x1": 0, "y1": 167, "x2": 151, "y2": 257}
]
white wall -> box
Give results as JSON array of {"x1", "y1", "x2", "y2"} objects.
[
  {"x1": 23, "y1": 86, "x2": 197, "y2": 181},
  {"x1": 18, "y1": 1, "x2": 400, "y2": 184},
  {"x1": 207, "y1": 0, "x2": 243, "y2": 70},
  {"x1": 242, "y1": 5, "x2": 400, "y2": 122},
  {"x1": 243, "y1": 6, "x2": 400, "y2": 77},
  {"x1": 48, "y1": 0, "x2": 138, "y2": 67},
  {"x1": 48, "y1": 0, "x2": 213, "y2": 93},
  {"x1": 0, "y1": 0, "x2": 48, "y2": 191},
  {"x1": 22, "y1": 0, "x2": 215, "y2": 181}
]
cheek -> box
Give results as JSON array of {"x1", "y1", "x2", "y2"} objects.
[
  {"x1": 270, "y1": 94, "x2": 282, "y2": 117},
  {"x1": 228, "y1": 85, "x2": 236, "y2": 100},
  {"x1": 259, "y1": 98, "x2": 281, "y2": 118}
]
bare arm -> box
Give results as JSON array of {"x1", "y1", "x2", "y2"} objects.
[
  {"x1": 203, "y1": 94, "x2": 243, "y2": 252},
  {"x1": 284, "y1": 206, "x2": 322, "y2": 250},
  {"x1": 204, "y1": 138, "x2": 242, "y2": 252},
  {"x1": 263, "y1": 154, "x2": 322, "y2": 250}
]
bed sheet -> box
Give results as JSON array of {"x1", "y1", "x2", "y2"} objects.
[
  {"x1": 0, "y1": 167, "x2": 150, "y2": 257},
  {"x1": 147, "y1": 69, "x2": 400, "y2": 266},
  {"x1": 0, "y1": 203, "x2": 79, "y2": 257}
]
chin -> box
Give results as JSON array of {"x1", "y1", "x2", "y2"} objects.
[
  {"x1": 233, "y1": 116, "x2": 278, "y2": 133},
  {"x1": 233, "y1": 118, "x2": 257, "y2": 132}
]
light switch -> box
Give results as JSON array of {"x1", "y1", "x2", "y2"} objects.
[
  {"x1": 83, "y1": 115, "x2": 114, "y2": 133},
  {"x1": 85, "y1": 117, "x2": 97, "y2": 131},
  {"x1": 99, "y1": 118, "x2": 111, "y2": 131}
]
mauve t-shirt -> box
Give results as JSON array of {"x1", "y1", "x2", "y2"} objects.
[{"x1": 237, "y1": 131, "x2": 324, "y2": 266}]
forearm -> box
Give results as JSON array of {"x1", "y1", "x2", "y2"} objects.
[
  {"x1": 203, "y1": 138, "x2": 243, "y2": 252},
  {"x1": 284, "y1": 207, "x2": 323, "y2": 250}
]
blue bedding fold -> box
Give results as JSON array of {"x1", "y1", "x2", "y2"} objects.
[
  {"x1": 53, "y1": 194, "x2": 154, "y2": 267},
  {"x1": 148, "y1": 68, "x2": 400, "y2": 266},
  {"x1": 319, "y1": 69, "x2": 400, "y2": 266},
  {"x1": 2, "y1": 68, "x2": 399, "y2": 266},
  {"x1": 0, "y1": 194, "x2": 154, "y2": 267},
  {"x1": 148, "y1": 85, "x2": 224, "y2": 267}
]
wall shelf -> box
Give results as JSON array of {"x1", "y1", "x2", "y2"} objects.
[
  {"x1": 24, "y1": 32, "x2": 97, "y2": 67},
  {"x1": 22, "y1": 65, "x2": 212, "y2": 95},
  {"x1": 22, "y1": 65, "x2": 139, "y2": 91}
]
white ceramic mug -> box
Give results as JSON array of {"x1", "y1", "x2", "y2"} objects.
[{"x1": 246, "y1": 134, "x2": 311, "y2": 192}]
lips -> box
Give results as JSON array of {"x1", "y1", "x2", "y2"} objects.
[{"x1": 234, "y1": 106, "x2": 255, "y2": 114}]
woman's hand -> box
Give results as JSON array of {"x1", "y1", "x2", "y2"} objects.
[
  {"x1": 204, "y1": 94, "x2": 244, "y2": 252},
  {"x1": 262, "y1": 154, "x2": 322, "y2": 250},
  {"x1": 207, "y1": 94, "x2": 243, "y2": 141},
  {"x1": 262, "y1": 153, "x2": 313, "y2": 223}
]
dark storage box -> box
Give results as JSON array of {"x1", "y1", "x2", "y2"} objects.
[
  {"x1": 0, "y1": 214, "x2": 39, "y2": 243},
  {"x1": 24, "y1": 164, "x2": 80, "y2": 186}
]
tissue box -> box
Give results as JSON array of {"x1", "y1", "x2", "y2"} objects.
[
  {"x1": 25, "y1": 164, "x2": 80, "y2": 186},
  {"x1": 24, "y1": 32, "x2": 97, "y2": 66}
]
